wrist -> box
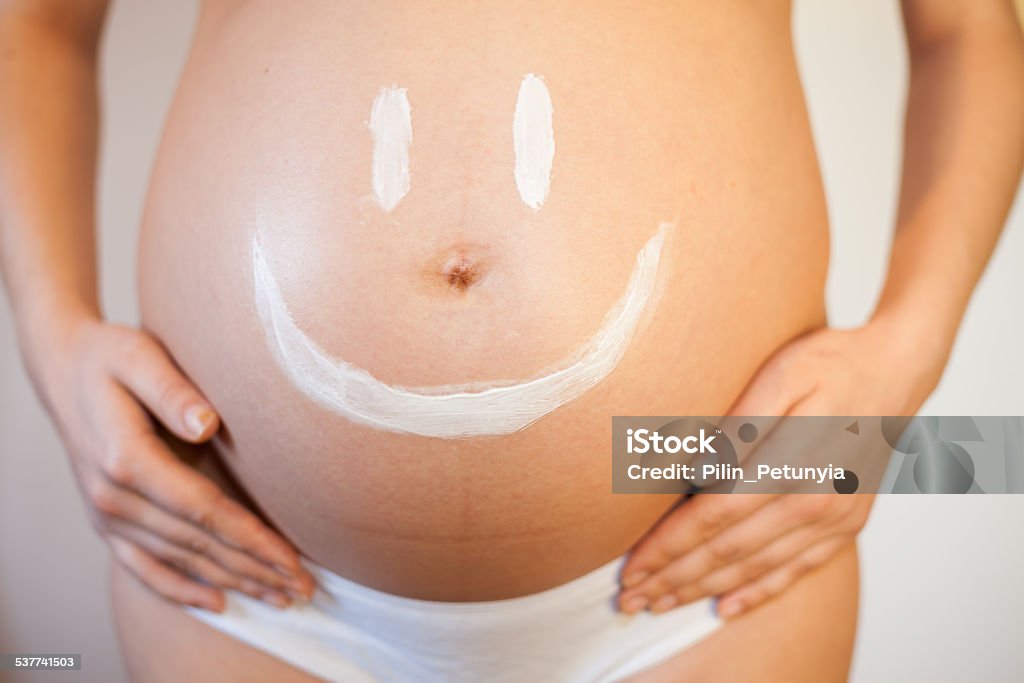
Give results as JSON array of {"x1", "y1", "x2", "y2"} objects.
[
  {"x1": 865, "y1": 305, "x2": 952, "y2": 401},
  {"x1": 17, "y1": 299, "x2": 102, "y2": 406}
]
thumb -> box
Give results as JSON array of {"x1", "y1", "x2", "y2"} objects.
[{"x1": 109, "y1": 331, "x2": 220, "y2": 443}]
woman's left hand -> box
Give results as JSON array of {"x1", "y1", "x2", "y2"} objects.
[{"x1": 616, "y1": 319, "x2": 945, "y2": 619}]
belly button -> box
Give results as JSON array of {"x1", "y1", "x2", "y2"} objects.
[
  {"x1": 422, "y1": 243, "x2": 494, "y2": 294},
  {"x1": 442, "y1": 256, "x2": 482, "y2": 291}
]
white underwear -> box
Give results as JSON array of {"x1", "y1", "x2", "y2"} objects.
[{"x1": 185, "y1": 554, "x2": 722, "y2": 683}]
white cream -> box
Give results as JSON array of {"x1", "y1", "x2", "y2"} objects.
[
  {"x1": 513, "y1": 74, "x2": 555, "y2": 210},
  {"x1": 252, "y1": 223, "x2": 672, "y2": 439},
  {"x1": 369, "y1": 86, "x2": 412, "y2": 212}
]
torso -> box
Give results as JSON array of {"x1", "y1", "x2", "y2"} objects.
[{"x1": 137, "y1": 0, "x2": 829, "y2": 600}]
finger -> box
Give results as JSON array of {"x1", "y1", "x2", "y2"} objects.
[
  {"x1": 726, "y1": 350, "x2": 815, "y2": 418},
  {"x1": 108, "y1": 331, "x2": 220, "y2": 442},
  {"x1": 722, "y1": 394, "x2": 820, "y2": 494},
  {"x1": 107, "y1": 519, "x2": 292, "y2": 608},
  {"x1": 619, "y1": 494, "x2": 775, "y2": 596},
  {"x1": 96, "y1": 394, "x2": 309, "y2": 580},
  {"x1": 715, "y1": 537, "x2": 846, "y2": 619},
  {"x1": 98, "y1": 483, "x2": 314, "y2": 598},
  {"x1": 109, "y1": 536, "x2": 224, "y2": 612},
  {"x1": 719, "y1": 356, "x2": 816, "y2": 485},
  {"x1": 621, "y1": 494, "x2": 841, "y2": 609},
  {"x1": 651, "y1": 519, "x2": 843, "y2": 612}
]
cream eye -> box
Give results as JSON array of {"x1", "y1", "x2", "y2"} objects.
[
  {"x1": 513, "y1": 74, "x2": 555, "y2": 210},
  {"x1": 369, "y1": 86, "x2": 412, "y2": 212}
]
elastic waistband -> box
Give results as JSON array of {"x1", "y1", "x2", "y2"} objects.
[
  {"x1": 186, "y1": 552, "x2": 721, "y2": 683},
  {"x1": 305, "y1": 554, "x2": 628, "y2": 620}
]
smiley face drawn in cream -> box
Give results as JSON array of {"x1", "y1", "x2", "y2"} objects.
[{"x1": 253, "y1": 75, "x2": 674, "y2": 438}]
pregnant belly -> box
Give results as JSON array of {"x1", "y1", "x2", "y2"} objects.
[{"x1": 137, "y1": 0, "x2": 828, "y2": 600}]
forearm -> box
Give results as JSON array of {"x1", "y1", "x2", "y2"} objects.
[
  {"x1": 0, "y1": 6, "x2": 107, "y2": 370},
  {"x1": 873, "y1": 4, "x2": 1024, "y2": 375}
]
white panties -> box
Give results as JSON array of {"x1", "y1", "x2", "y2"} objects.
[{"x1": 185, "y1": 554, "x2": 722, "y2": 683}]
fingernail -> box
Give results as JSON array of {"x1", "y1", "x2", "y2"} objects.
[
  {"x1": 291, "y1": 579, "x2": 316, "y2": 598},
  {"x1": 286, "y1": 588, "x2": 310, "y2": 606},
  {"x1": 623, "y1": 596, "x2": 648, "y2": 614},
  {"x1": 262, "y1": 592, "x2": 290, "y2": 609},
  {"x1": 718, "y1": 599, "x2": 744, "y2": 618},
  {"x1": 652, "y1": 595, "x2": 678, "y2": 613},
  {"x1": 185, "y1": 406, "x2": 216, "y2": 437},
  {"x1": 622, "y1": 571, "x2": 649, "y2": 588}
]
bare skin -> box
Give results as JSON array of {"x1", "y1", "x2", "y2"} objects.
[
  {"x1": 112, "y1": 546, "x2": 857, "y2": 683},
  {"x1": 135, "y1": 0, "x2": 832, "y2": 603},
  {"x1": 1, "y1": 0, "x2": 1022, "y2": 681},
  {"x1": 0, "y1": 0, "x2": 315, "y2": 611},
  {"x1": 111, "y1": 450, "x2": 858, "y2": 682},
  {"x1": 619, "y1": 0, "x2": 1024, "y2": 618}
]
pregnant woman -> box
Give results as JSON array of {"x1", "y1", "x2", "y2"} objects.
[{"x1": 2, "y1": 1, "x2": 1022, "y2": 681}]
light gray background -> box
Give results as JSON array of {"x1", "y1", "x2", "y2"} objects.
[{"x1": 2, "y1": 1, "x2": 1022, "y2": 682}]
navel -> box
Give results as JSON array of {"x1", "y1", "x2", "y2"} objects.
[
  {"x1": 442, "y1": 256, "x2": 482, "y2": 291},
  {"x1": 425, "y1": 244, "x2": 492, "y2": 294}
]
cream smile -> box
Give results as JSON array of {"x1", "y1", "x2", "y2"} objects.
[{"x1": 252, "y1": 223, "x2": 672, "y2": 439}]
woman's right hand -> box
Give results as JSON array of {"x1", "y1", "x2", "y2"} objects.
[{"x1": 29, "y1": 312, "x2": 316, "y2": 612}]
